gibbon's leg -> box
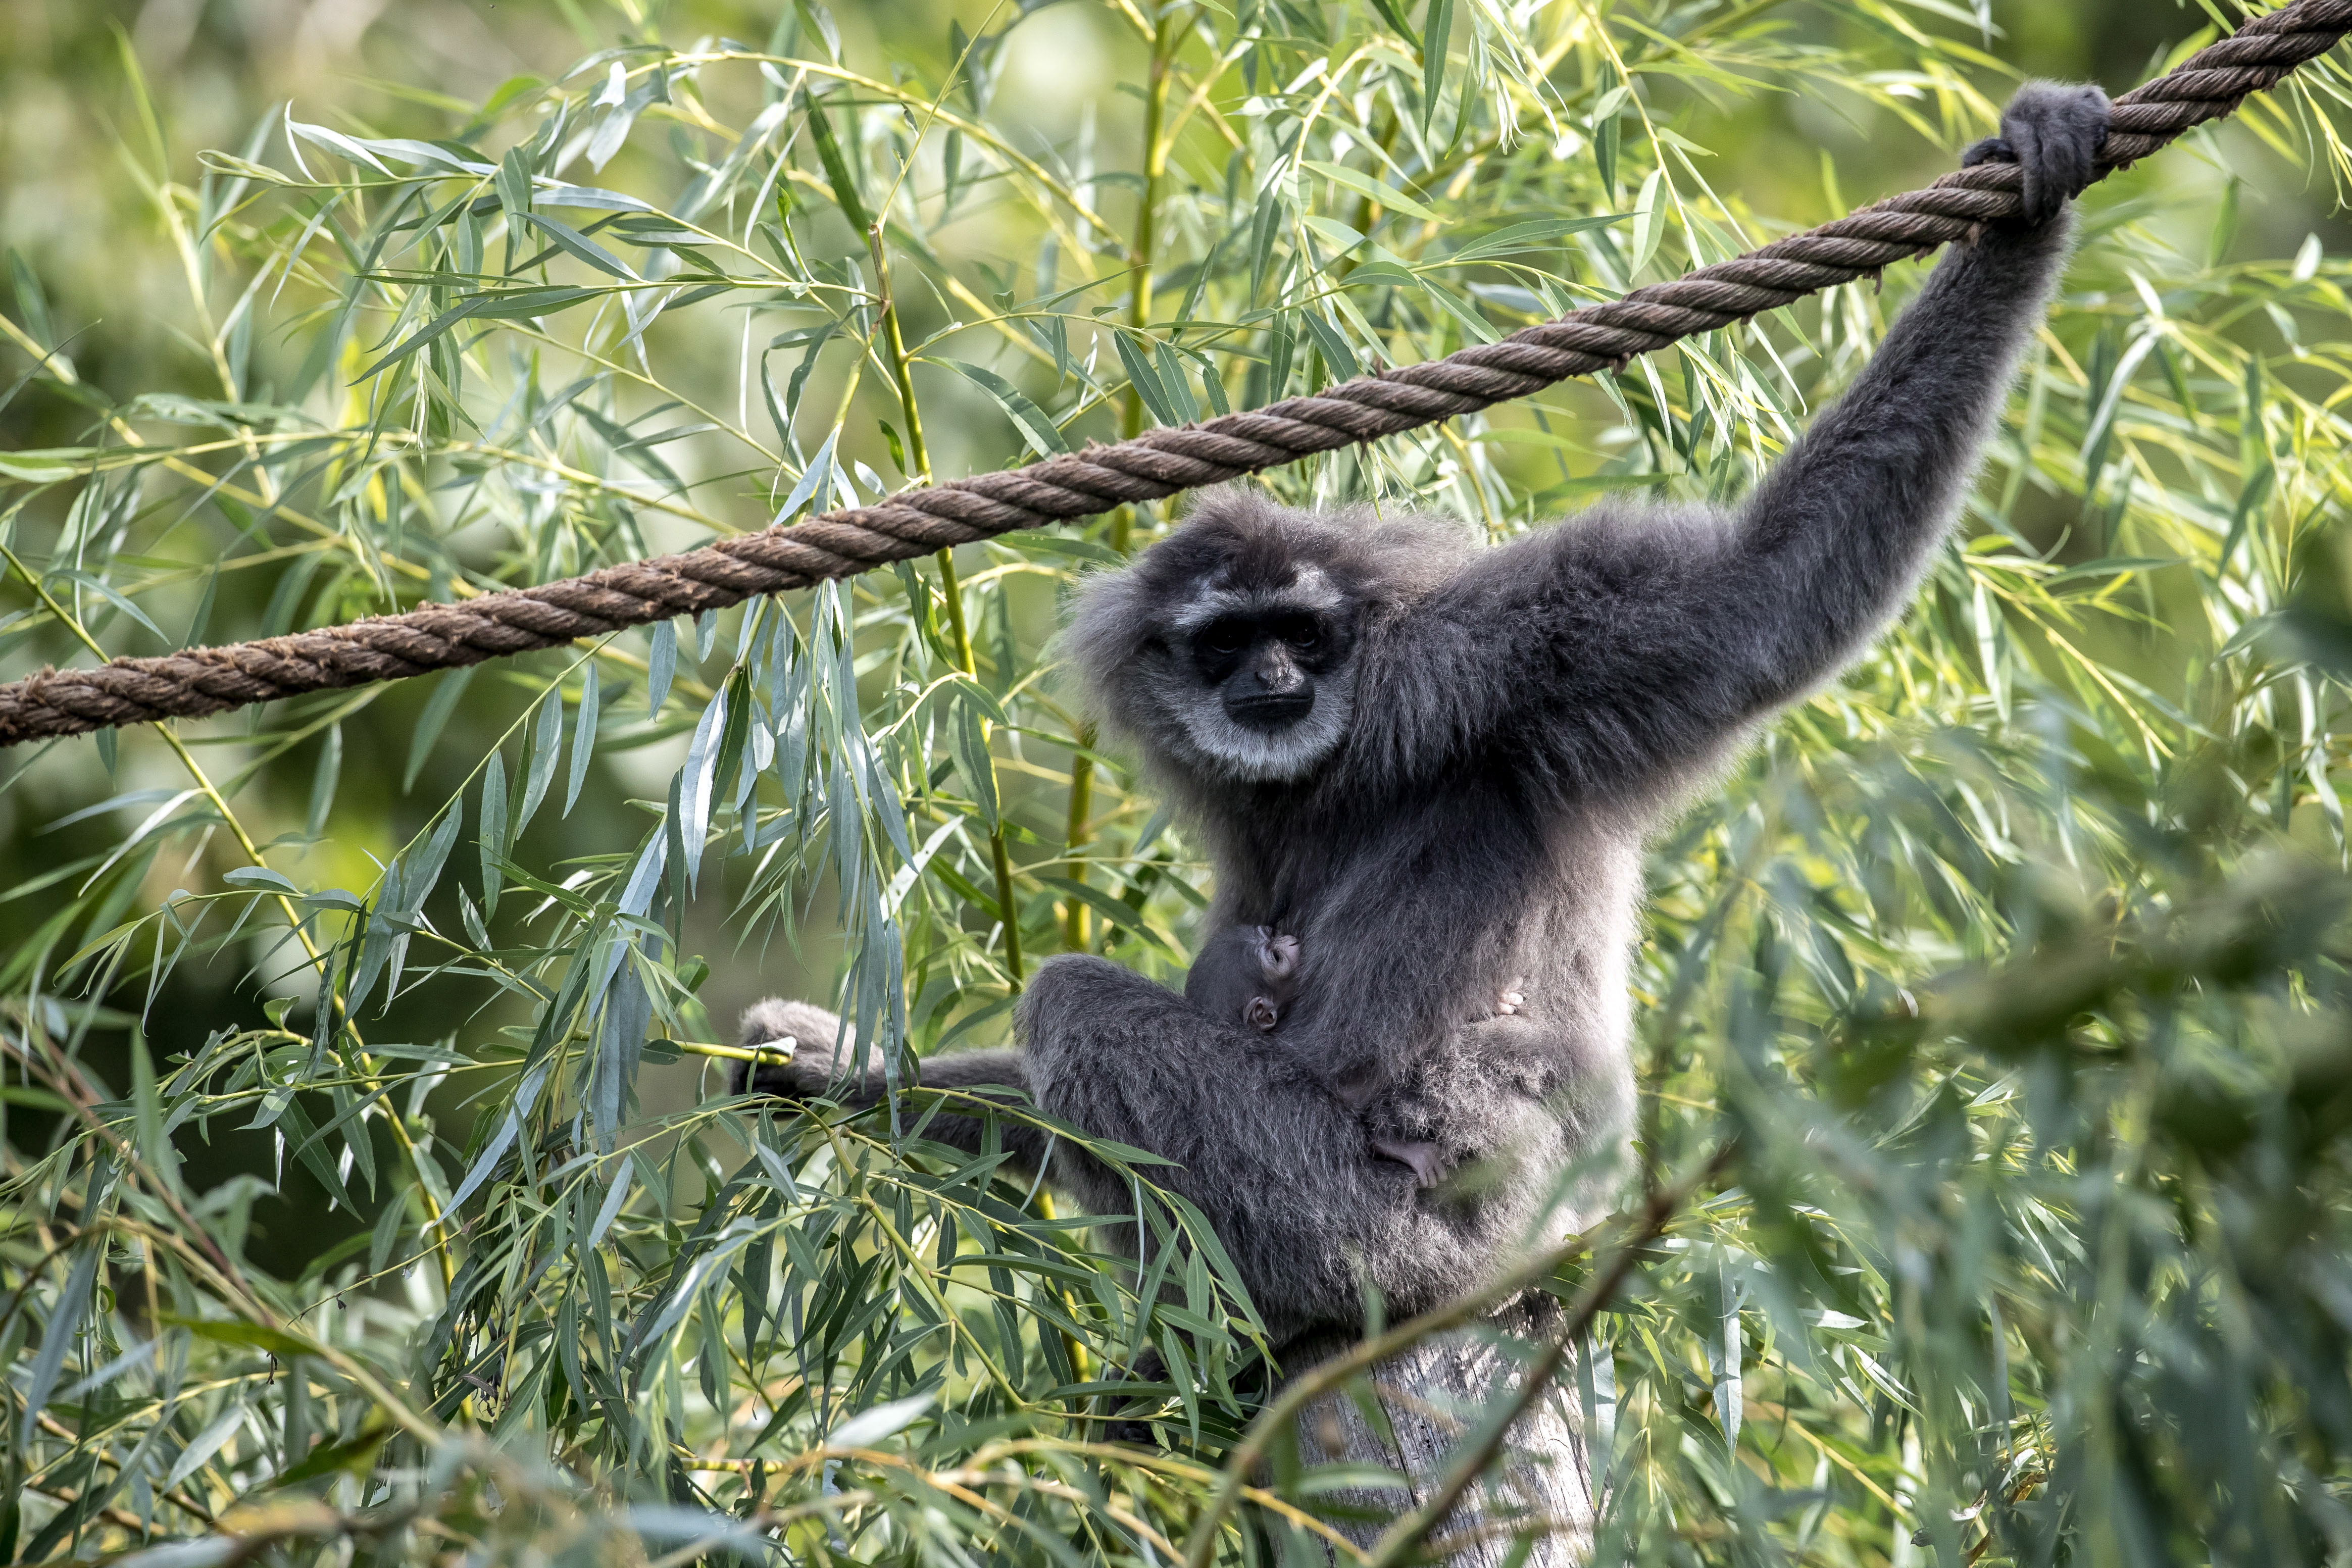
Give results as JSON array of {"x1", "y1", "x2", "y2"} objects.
[
  {"x1": 741, "y1": 979, "x2": 1435, "y2": 1341},
  {"x1": 1018, "y1": 954, "x2": 1489, "y2": 1343}
]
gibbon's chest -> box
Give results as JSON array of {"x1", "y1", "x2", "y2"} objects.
[{"x1": 1220, "y1": 772, "x2": 1610, "y2": 936}]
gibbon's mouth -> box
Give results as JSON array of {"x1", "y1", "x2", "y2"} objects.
[{"x1": 1226, "y1": 691, "x2": 1315, "y2": 730}]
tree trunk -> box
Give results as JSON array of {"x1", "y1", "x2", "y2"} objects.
[{"x1": 1287, "y1": 1294, "x2": 1606, "y2": 1567}]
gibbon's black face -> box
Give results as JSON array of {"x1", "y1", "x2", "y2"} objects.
[
  {"x1": 1195, "y1": 607, "x2": 1329, "y2": 729},
  {"x1": 1066, "y1": 493, "x2": 1468, "y2": 788},
  {"x1": 1165, "y1": 569, "x2": 1359, "y2": 781}
]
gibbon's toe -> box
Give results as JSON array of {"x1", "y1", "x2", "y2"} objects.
[
  {"x1": 1262, "y1": 931, "x2": 1302, "y2": 981},
  {"x1": 730, "y1": 998, "x2": 842, "y2": 1097}
]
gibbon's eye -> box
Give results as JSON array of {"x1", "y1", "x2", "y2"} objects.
[
  {"x1": 1272, "y1": 614, "x2": 1321, "y2": 650},
  {"x1": 1199, "y1": 619, "x2": 1253, "y2": 656}
]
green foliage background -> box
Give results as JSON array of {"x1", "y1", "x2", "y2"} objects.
[{"x1": 3, "y1": 0, "x2": 2352, "y2": 1563}]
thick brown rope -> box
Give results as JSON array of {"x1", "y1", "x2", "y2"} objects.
[{"x1": 4, "y1": 0, "x2": 2348, "y2": 746}]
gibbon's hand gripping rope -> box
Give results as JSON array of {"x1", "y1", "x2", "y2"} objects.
[{"x1": 2, "y1": 0, "x2": 2348, "y2": 746}]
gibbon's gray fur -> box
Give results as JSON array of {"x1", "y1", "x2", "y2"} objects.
[
  {"x1": 1185, "y1": 924, "x2": 1302, "y2": 1033},
  {"x1": 737, "y1": 83, "x2": 2109, "y2": 1348}
]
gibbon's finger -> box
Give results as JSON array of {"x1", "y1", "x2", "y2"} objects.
[
  {"x1": 2046, "y1": 114, "x2": 2090, "y2": 212},
  {"x1": 1959, "y1": 134, "x2": 2016, "y2": 169},
  {"x1": 2009, "y1": 113, "x2": 2053, "y2": 224}
]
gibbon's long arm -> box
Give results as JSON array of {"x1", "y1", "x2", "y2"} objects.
[{"x1": 1358, "y1": 175, "x2": 2079, "y2": 800}]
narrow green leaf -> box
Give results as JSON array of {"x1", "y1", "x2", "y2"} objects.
[
  {"x1": 272, "y1": 1094, "x2": 360, "y2": 1212},
  {"x1": 1367, "y1": 0, "x2": 1420, "y2": 47},
  {"x1": 496, "y1": 144, "x2": 534, "y2": 227},
  {"x1": 679, "y1": 684, "x2": 729, "y2": 889},
  {"x1": 524, "y1": 212, "x2": 638, "y2": 280},
  {"x1": 0, "y1": 449, "x2": 96, "y2": 482},
  {"x1": 287, "y1": 118, "x2": 393, "y2": 174},
  {"x1": 479, "y1": 751, "x2": 508, "y2": 919},
  {"x1": 566, "y1": 661, "x2": 600, "y2": 816},
  {"x1": 47, "y1": 568, "x2": 169, "y2": 644},
  {"x1": 442, "y1": 1059, "x2": 551, "y2": 1218},
  {"x1": 306, "y1": 723, "x2": 342, "y2": 840},
  {"x1": 8, "y1": 248, "x2": 55, "y2": 348},
  {"x1": 1421, "y1": 0, "x2": 1455, "y2": 133},
  {"x1": 949, "y1": 690, "x2": 998, "y2": 832},
  {"x1": 1300, "y1": 159, "x2": 1437, "y2": 223},
  {"x1": 830, "y1": 1392, "x2": 933, "y2": 1449},
  {"x1": 1153, "y1": 339, "x2": 1200, "y2": 422},
  {"x1": 357, "y1": 296, "x2": 488, "y2": 380},
  {"x1": 936, "y1": 359, "x2": 1070, "y2": 454},
  {"x1": 1114, "y1": 333, "x2": 1179, "y2": 426},
  {"x1": 1630, "y1": 167, "x2": 1667, "y2": 276},
  {"x1": 1447, "y1": 214, "x2": 1632, "y2": 264},
  {"x1": 163, "y1": 1407, "x2": 246, "y2": 1491},
  {"x1": 1265, "y1": 310, "x2": 1296, "y2": 399},
  {"x1": 223, "y1": 866, "x2": 302, "y2": 895},
  {"x1": 648, "y1": 620, "x2": 676, "y2": 713},
  {"x1": 802, "y1": 89, "x2": 871, "y2": 233},
  {"x1": 1301, "y1": 312, "x2": 1361, "y2": 381},
  {"x1": 2220, "y1": 463, "x2": 2275, "y2": 572},
  {"x1": 468, "y1": 285, "x2": 604, "y2": 319},
  {"x1": 19, "y1": 1242, "x2": 99, "y2": 1447},
  {"x1": 517, "y1": 685, "x2": 564, "y2": 836},
  {"x1": 271, "y1": 1420, "x2": 392, "y2": 1488},
  {"x1": 1033, "y1": 875, "x2": 1177, "y2": 953},
  {"x1": 161, "y1": 1314, "x2": 319, "y2": 1360},
  {"x1": 129, "y1": 1034, "x2": 173, "y2": 1193}
]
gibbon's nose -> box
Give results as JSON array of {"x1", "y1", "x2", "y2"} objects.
[
  {"x1": 1248, "y1": 646, "x2": 1305, "y2": 695},
  {"x1": 1227, "y1": 661, "x2": 1314, "y2": 730}
]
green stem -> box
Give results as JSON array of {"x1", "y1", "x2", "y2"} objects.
[
  {"x1": 869, "y1": 226, "x2": 1026, "y2": 985},
  {"x1": 1066, "y1": 7, "x2": 1181, "y2": 950},
  {"x1": 675, "y1": 1039, "x2": 798, "y2": 1069},
  {"x1": 1061, "y1": 723, "x2": 1096, "y2": 950},
  {"x1": 1110, "y1": 7, "x2": 1180, "y2": 551}
]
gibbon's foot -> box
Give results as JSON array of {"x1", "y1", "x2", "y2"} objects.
[
  {"x1": 1372, "y1": 1138, "x2": 1447, "y2": 1189},
  {"x1": 1494, "y1": 977, "x2": 1528, "y2": 1017},
  {"x1": 1961, "y1": 80, "x2": 2111, "y2": 228},
  {"x1": 728, "y1": 997, "x2": 842, "y2": 1097},
  {"x1": 1256, "y1": 928, "x2": 1301, "y2": 983}
]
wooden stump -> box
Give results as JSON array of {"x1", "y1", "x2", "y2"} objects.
[{"x1": 1288, "y1": 1294, "x2": 1605, "y2": 1567}]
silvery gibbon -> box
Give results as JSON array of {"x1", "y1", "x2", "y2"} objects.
[{"x1": 737, "y1": 82, "x2": 2112, "y2": 1349}]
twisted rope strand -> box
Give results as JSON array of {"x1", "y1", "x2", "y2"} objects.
[{"x1": 4, "y1": 0, "x2": 2348, "y2": 746}]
